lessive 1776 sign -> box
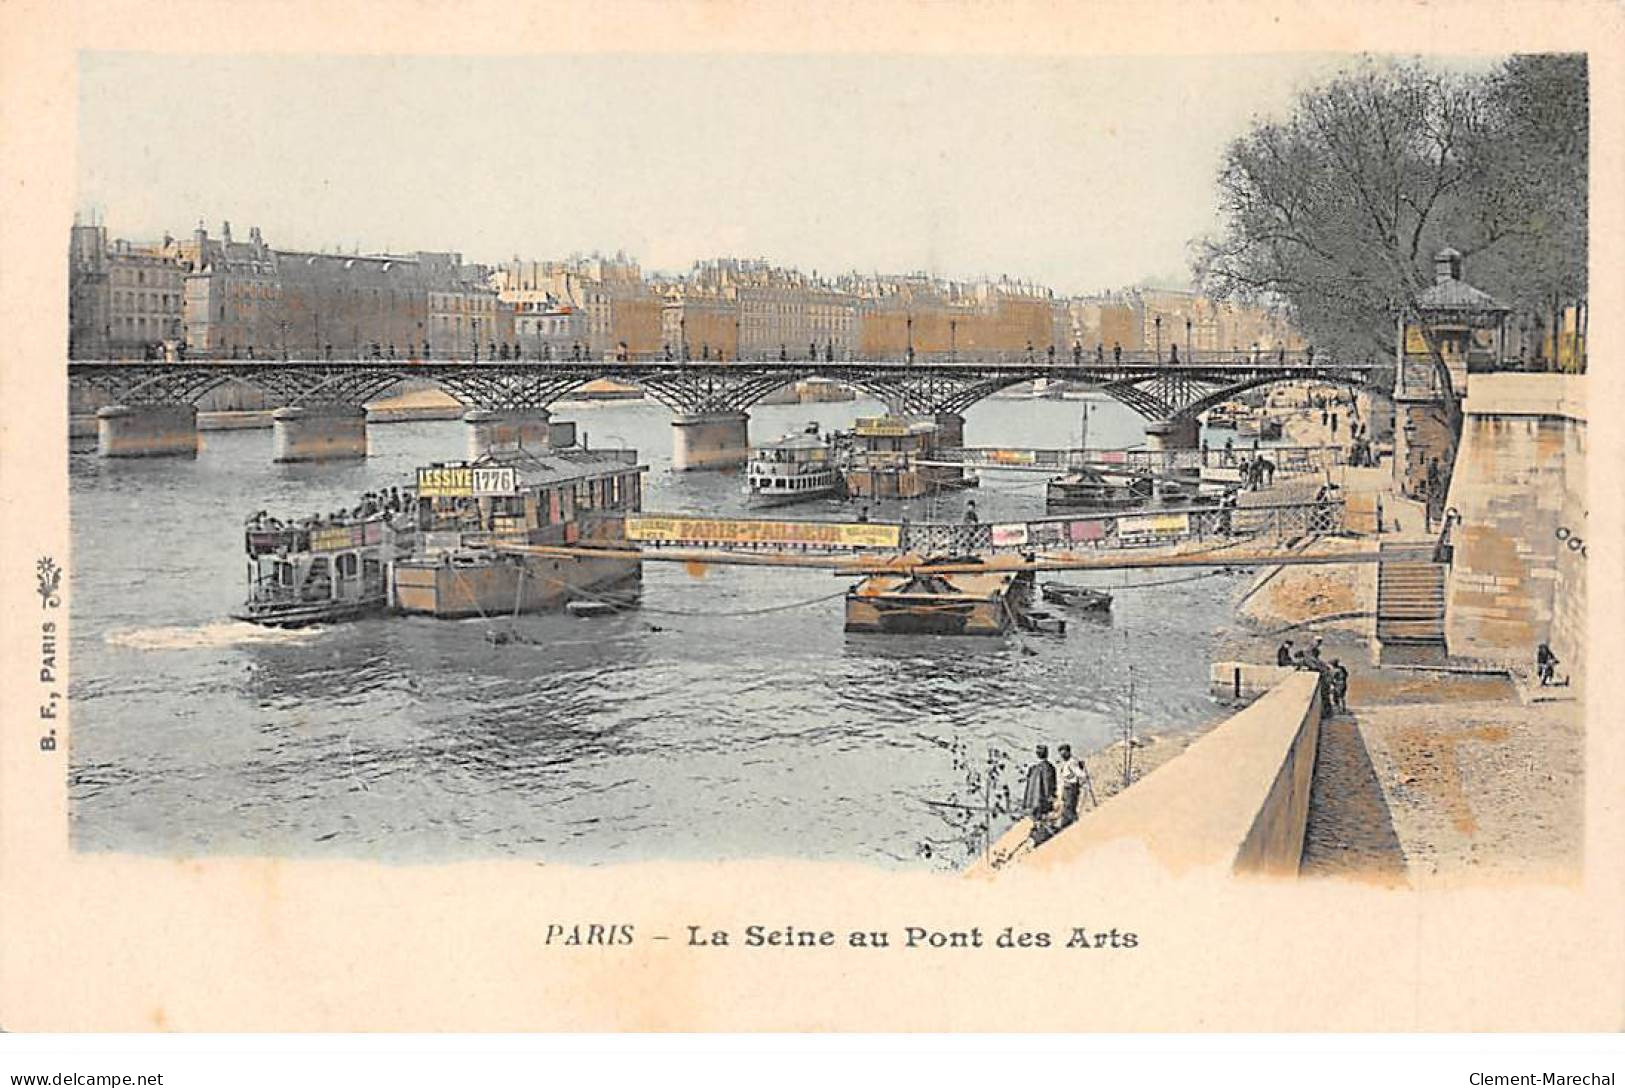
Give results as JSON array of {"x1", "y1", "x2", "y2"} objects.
[{"x1": 417, "y1": 466, "x2": 518, "y2": 497}]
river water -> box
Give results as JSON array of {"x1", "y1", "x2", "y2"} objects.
[{"x1": 69, "y1": 394, "x2": 1251, "y2": 868}]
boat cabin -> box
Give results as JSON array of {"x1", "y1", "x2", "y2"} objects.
[
  {"x1": 845, "y1": 415, "x2": 961, "y2": 499},
  {"x1": 411, "y1": 447, "x2": 645, "y2": 550},
  {"x1": 237, "y1": 509, "x2": 403, "y2": 626}
]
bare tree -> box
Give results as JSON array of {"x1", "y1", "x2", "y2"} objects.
[{"x1": 1199, "y1": 55, "x2": 1588, "y2": 380}]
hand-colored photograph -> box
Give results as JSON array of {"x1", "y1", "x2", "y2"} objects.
[{"x1": 65, "y1": 49, "x2": 1586, "y2": 882}]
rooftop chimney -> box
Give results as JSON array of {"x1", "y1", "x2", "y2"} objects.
[{"x1": 1434, "y1": 246, "x2": 1462, "y2": 285}]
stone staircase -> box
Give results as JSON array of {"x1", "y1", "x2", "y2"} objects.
[{"x1": 1375, "y1": 544, "x2": 1449, "y2": 664}]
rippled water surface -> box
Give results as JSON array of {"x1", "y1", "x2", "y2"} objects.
[{"x1": 70, "y1": 395, "x2": 1248, "y2": 867}]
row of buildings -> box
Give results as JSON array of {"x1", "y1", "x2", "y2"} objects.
[{"x1": 67, "y1": 218, "x2": 1304, "y2": 361}]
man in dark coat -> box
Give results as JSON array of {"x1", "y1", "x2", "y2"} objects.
[
  {"x1": 1277, "y1": 640, "x2": 1294, "y2": 666},
  {"x1": 1023, "y1": 745, "x2": 1057, "y2": 843}
]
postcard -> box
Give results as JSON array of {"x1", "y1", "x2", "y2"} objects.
[{"x1": 1, "y1": 0, "x2": 1621, "y2": 1034}]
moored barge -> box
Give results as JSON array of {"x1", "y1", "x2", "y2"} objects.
[{"x1": 236, "y1": 447, "x2": 649, "y2": 625}]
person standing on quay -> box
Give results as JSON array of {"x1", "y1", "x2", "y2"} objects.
[
  {"x1": 1055, "y1": 744, "x2": 1085, "y2": 829},
  {"x1": 1330, "y1": 660, "x2": 1349, "y2": 715},
  {"x1": 1023, "y1": 745, "x2": 1057, "y2": 843}
]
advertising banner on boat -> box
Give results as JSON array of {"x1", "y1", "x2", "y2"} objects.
[
  {"x1": 624, "y1": 515, "x2": 901, "y2": 550},
  {"x1": 309, "y1": 521, "x2": 382, "y2": 552},
  {"x1": 1068, "y1": 518, "x2": 1108, "y2": 543},
  {"x1": 990, "y1": 523, "x2": 1030, "y2": 547},
  {"x1": 417, "y1": 466, "x2": 474, "y2": 498},
  {"x1": 1026, "y1": 520, "x2": 1070, "y2": 547},
  {"x1": 1116, "y1": 512, "x2": 1190, "y2": 543},
  {"x1": 854, "y1": 417, "x2": 912, "y2": 437},
  {"x1": 987, "y1": 449, "x2": 1036, "y2": 465},
  {"x1": 472, "y1": 467, "x2": 518, "y2": 496}
]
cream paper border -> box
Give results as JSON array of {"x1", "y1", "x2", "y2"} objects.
[{"x1": 1, "y1": 0, "x2": 1621, "y2": 1032}]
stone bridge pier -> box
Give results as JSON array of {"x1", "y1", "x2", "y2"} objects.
[
  {"x1": 96, "y1": 404, "x2": 199, "y2": 458},
  {"x1": 1143, "y1": 417, "x2": 1200, "y2": 452},
  {"x1": 464, "y1": 408, "x2": 552, "y2": 460},
  {"x1": 672, "y1": 411, "x2": 750, "y2": 471},
  {"x1": 272, "y1": 404, "x2": 369, "y2": 462}
]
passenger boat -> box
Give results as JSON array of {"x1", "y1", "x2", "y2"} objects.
[
  {"x1": 1040, "y1": 583, "x2": 1113, "y2": 611},
  {"x1": 1046, "y1": 467, "x2": 1154, "y2": 510},
  {"x1": 845, "y1": 567, "x2": 1018, "y2": 636},
  {"x1": 747, "y1": 425, "x2": 842, "y2": 506},
  {"x1": 233, "y1": 508, "x2": 404, "y2": 627},
  {"x1": 1205, "y1": 401, "x2": 1248, "y2": 428}
]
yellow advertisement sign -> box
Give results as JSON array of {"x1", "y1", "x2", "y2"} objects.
[
  {"x1": 989, "y1": 449, "x2": 1036, "y2": 465},
  {"x1": 625, "y1": 516, "x2": 901, "y2": 550},
  {"x1": 310, "y1": 524, "x2": 362, "y2": 552},
  {"x1": 417, "y1": 466, "x2": 473, "y2": 498},
  {"x1": 855, "y1": 417, "x2": 910, "y2": 437},
  {"x1": 1117, "y1": 512, "x2": 1190, "y2": 537}
]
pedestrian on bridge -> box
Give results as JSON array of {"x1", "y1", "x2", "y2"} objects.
[
  {"x1": 1113, "y1": 342, "x2": 1122, "y2": 363},
  {"x1": 1169, "y1": 343, "x2": 1180, "y2": 364},
  {"x1": 963, "y1": 499, "x2": 980, "y2": 524}
]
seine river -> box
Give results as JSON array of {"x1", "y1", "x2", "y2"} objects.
[{"x1": 68, "y1": 394, "x2": 1249, "y2": 868}]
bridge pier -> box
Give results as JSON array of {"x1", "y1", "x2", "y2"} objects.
[
  {"x1": 1144, "y1": 417, "x2": 1200, "y2": 452},
  {"x1": 465, "y1": 408, "x2": 551, "y2": 460},
  {"x1": 933, "y1": 413, "x2": 965, "y2": 449},
  {"x1": 272, "y1": 404, "x2": 369, "y2": 462},
  {"x1": 671, "y1": 411, "x2": 749, "y2": 472},
  {"x1": 97, "y1": 404, "x2": 199, "y2": 458}
]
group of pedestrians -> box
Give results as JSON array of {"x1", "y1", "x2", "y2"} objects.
[
  {"x1": 1238, "y1": 454, "x2": 1276, "y2": 491},
  {"x1": 1276, "y1": 636, "x2": 1348, "y2": 715},
  {"x1": 1020, "y1": 743, "x2": 1097, "y2": 847}
]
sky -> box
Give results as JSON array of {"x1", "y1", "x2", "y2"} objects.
[{"x1": 76, "y1": 51, "x2": 1460, "y2": 296}]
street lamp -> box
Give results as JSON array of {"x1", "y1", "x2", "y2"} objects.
[
  {"x1": 1154, "y1": 315, "x2": 1162, "y2": 362},
  {"x1": 1185, "y1": 318, "x2": 1192, "y2": 363},
  {"x1": 950, "y1": 319, "x2": 957, "y2": 363}
]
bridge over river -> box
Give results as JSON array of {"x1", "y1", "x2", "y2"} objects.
[{"x1": 68, "y1": 353, "x2": 1389, "y2": 466}]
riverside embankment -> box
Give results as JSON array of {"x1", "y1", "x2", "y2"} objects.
[{"x1": 982, "y1": 377, "x2": 1585, "y2": 886}]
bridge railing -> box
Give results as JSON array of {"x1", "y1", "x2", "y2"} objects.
[
  {"x1": 69, "y1": 349, "x2": 1373, "y2": 370},
  {"x1": 590, "y1": 499, "x2": 1345, "y2": 558}
]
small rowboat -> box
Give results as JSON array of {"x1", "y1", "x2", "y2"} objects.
[
  {"x1": 1017, "y1": 608, "x2": 1068, "y2": 634},
  {"x1": 1039, "y1": 583, "x2": 1113, "y2": 611}
]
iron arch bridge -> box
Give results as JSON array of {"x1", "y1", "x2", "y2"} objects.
[{"x1": 67, "y1": 355, "x2": 1391, "y2": 422}]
